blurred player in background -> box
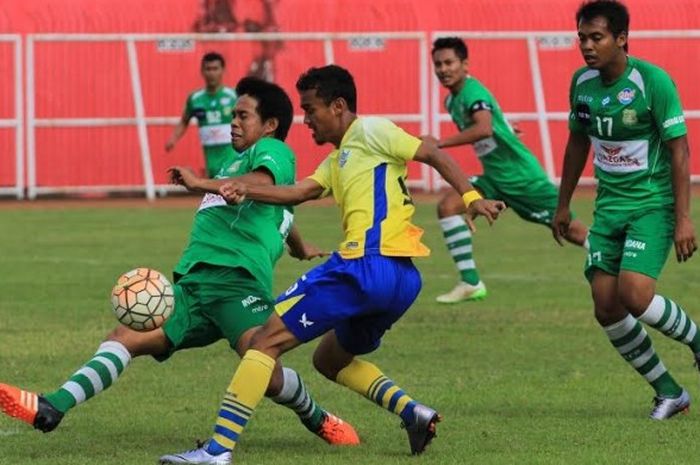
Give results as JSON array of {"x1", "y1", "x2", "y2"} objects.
[
  {"x1": 554, "y1": 0, "x2": 700, "y2": 420},
  {"x1": 160, "y1": 64, "x2": 505, "y2": 463},
  {"x1": 165, "y1": 52, "x2": 238, "y2": 178},
  {"x1": 426, "y1": 37, "x2": 589, "y2": 304},
  {"x1": 0, "y1": 78, "x2": 358, "y2": 452}
]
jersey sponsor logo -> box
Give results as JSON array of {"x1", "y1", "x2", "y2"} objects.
[
  {"x1": 220, "y1": 97, "x2": 232, "y2": 106},
  {"x1": 591, "y1": 137, "x2": 648, "y2": 173},
  {"x1": 622, "y1": 109, "x2": 638, "y2": 126},
  {"x1": 577, "y1": 95, "x2": 593, "y2": 103},
  {"x1": 197, "y1": 192, "x2": 228, "y2": 211},
  {"x1": 601, "y1": 96, "x2": 611, "y2": 106},
  {"x1": 617, "y1": 88, "x2": 636, "y2": 104},
  {"x1": 473, "y1": 136, "x2": 497, "y2": 157},
  {"x1": 469, "y1": 100, "x2": 492, "y2": 113},
  {"x1": 339, "y1": 149, "x2": 351, "y2": 168},
  {"x1": 662, "y1": 115, "x2": 685, "y2": 129},
  {"x1": 199, "y1": 124, "x2": 232, "y2": 145},
  {"x1": 575, "y1": 103, "x2": 592, "y2": 125}
]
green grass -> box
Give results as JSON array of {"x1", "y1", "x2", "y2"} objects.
[{"x1": 1, "y1": 197, "x2": 700, "y2": 464}]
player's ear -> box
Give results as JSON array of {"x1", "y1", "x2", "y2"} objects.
[
  {"x1": 331, "y1": 97, "x2": 346, "y2": 116},
  {"x1": 263, "y1": 117, "x2": 279, "y2": 137},
  {"x1": 616, "y1": 31, "x2": 628, "y2": 50}
]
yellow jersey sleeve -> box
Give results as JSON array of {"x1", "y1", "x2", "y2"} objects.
[
  {"x1": 362, "y1": 117, "x2": 422, "y2": 162},
  {"x1": 307, "y1": 155, "x2": 333, "y2": 191}
]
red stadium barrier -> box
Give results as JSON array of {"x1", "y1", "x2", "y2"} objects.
[{"x1": 1, "y1": 0, "x2": 699, "y2": 198}]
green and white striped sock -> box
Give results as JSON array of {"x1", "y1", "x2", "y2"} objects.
[
  {"x1": 439, "y1": 215, "x2": 479, "y2": 286},
  {"x1": 638, "y1": 295, "x2": 700, "y2": 353},
  {"x1": 44, "y1": 341, "x2": 132, "y2": 413},
  {"x1": 271, "y1": 367, "x2": 324, "y2": 432},
  {"x1": 604, "y1": 314, "x2": 682, "y2": 397}
]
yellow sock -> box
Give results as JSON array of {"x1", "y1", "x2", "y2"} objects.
[
  {"x1": 336, "y1": 359, "x2": 417, "y2": 423},
  {"x1": 208, "y1": 350, "x2": 275, "y2": 453}
]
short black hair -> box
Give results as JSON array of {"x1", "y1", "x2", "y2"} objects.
[
  {"x1": 576, "y1": 0, "x2": 630, "y2": 52},
  {"x1": 432, "y1": 37, "x2": 468, "y2": 61},
  {"x1": 202, "y1": 52, "x2": 225, "y2": 68},
  {"x1": 296, "y1": 65, "x2": 357, "y2": 113},
  {"x1": 236, "y1": 77, "x2": 293, "y2": 141}
]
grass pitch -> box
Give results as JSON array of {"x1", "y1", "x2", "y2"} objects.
[{"x1": 1, "y1": 196, "x2": 700, "y2": 464}]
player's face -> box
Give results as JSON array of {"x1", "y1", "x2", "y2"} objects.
[
  {"x1": 231, "y1": 95, "x2": 267, "y2": 151},
  {"x1": 577, "y1": 16, "x2": 627, "y2": 70},
  {"x1": 201, "y1": 60, "x2": 224, "y2": 88},
  {"x1": 299, "y1": 89, "x2": 340, "y2": 146},
  {"x1": 432, "y1": 48, "x2": 467, "y2": 90}
]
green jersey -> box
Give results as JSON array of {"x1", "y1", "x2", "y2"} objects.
[
  {"x1": 569, "y1": 56, "x2": 687, "y2": 211},
  {"x1": 173, "y1": 137, "x2": 296, "y2": 292},
  {"x1": 185, "y1": 86, "x2": 237, "y2": 150},
  {"x1": 446, "y1": 76, "x2": 550, "y2": 188}
]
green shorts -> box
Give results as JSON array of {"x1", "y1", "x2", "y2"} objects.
[
  {"x1": 584, "y1": 208, "x2": 674, "y2": 282},
  {"x1": 470, "y1": 175, "x2": 563, "y2": 226},
  {"x1": 157, "y1": 264, "x2": 273, "y2": 361}
]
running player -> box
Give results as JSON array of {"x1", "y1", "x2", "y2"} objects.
[
  {"x1": 428, "y1": 37, "x2": 589, "y2": 303},
  {"x1": 159, "y1": 65, "x2": 505, "y2": 464},
  {"x1": 554, "y1": 0, "x2": 700, "y2": 420},
  {"x1": 166, "y1": 52, "x2": 238, "y2": 178},
  {"x1": 0, "y1": 77, "x2": 358, "y2": 448}
]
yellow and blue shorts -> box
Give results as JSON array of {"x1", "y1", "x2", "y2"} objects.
[{"x1": 275, "y1": 253, "x2": 422, "y2": 355}]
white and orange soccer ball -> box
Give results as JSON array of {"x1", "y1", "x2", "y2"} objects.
[{"x1": 110, "y1": 268, "x2": 175, "y2": 331}]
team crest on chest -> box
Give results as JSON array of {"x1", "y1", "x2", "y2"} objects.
[
  {"x1": 622, "y1": 109, "x2": 638, "y2": 126},
  {"x1": 339, "y1": 149, "x2": 351, "y2": 168},
  {"x1": 617, "y1": 88, "x2": 636, "y2": 104}
]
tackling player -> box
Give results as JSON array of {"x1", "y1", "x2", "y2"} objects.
[
  {"x1": 427, "y1": 37, "x2": 589, "y2": 303},
  {"x1": 161, "y1": 65, "x2": 506, "y2": 463},
  {"x1": 554, "y1": 0, "x2": 700, "y2": 419},
  {"x1": 0, "y1": 78, "x2": 358, "y2": 450}
]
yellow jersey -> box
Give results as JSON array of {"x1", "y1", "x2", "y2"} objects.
[{"x1": 308, "y1": 117, "x2": 430, "y2": 259}]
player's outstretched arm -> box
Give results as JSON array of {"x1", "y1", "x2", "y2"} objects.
[
  {"x1": 421, "y1": 110, "x2": 493, "y2": 149},
  {"x1": 220, "y1": 178, "x2": 325, "y2": 206},
  {"x1": 668, "y1": 135, "x2": 697, "y2": 262},
  {"x1": 552, "y1": 131, "x2": 591, "y2": 245},
  {"x1": 413, "y1": 140, "x2": 505, "y2": 231},
  {"x1": 165, "y1": 112, "x2": 191, "y2": 152},
  {"x1": 168, "y1": 166, "x2": 273, "y2": 193}
]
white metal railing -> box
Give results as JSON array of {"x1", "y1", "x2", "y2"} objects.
[
  {"x1": 26, "y1": 32, "x2": 429, "y2": 199},
  {"x1": 431, "y1": 30, "x2": 700, "y2": 189},
  {"x1": 0, "y1": 35, "x2": 22, "y2": 199}
]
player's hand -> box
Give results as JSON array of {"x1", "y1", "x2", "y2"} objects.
[
  {"x1": 674, "y1": 215, "x2": 697, "y2": 262},
  {"x1": 219, "y1": 182, "x2": 248, "y2": 204},
  {"x1": 168, "y1": 166, "x2": 200, "y2": 191},
  {"x1": 465, "y1": 199, "x2": 506, "y2": 232},
  {"x1": 419, "y1": 135, "x2": 440, "y2": 146},
  {"x1": 552, "y1": 206, "x2": 571, "y2": 247},
  {"x1": 165, "y1": 139, "x2": 176, "y2": 152},
  {"x1": 288, "y1": 242, "x2": 328, "y2": 261}
]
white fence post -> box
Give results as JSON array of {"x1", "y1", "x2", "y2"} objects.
[{"x1": 125, "y1": 38, "x2": 156, "y2": 201}]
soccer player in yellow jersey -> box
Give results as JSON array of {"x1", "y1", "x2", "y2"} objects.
[{"x1": 161, "y1": 65, "x2": 504, "y2": 462}]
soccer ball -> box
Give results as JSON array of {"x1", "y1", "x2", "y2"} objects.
[{"x1": 110, "y1": 268, "x2": 175, "y2": 331}]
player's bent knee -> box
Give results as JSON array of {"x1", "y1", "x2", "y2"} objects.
[
  {"x1": 312, "y1": 352, "x2": 339, "y2": 381},
  {"x1": 619, "y1": 286, "x2": 654, "y2": 316},
  {"x1": 105, "y1": 325, "x2": 167, "y2": 357}
]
